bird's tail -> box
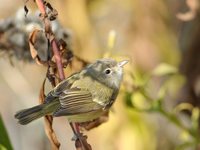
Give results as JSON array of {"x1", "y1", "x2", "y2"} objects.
[
  {"x1": 15, "y1": 104, "x2": 46, "y2": 125},
  {"x1": 15, "y1": 99, "x2": 60, "y2": 125}
]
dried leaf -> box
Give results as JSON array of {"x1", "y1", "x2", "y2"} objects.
[
  {"x1": 44, "y1": 1, "x2": 53, "y2": 10},
  {"x1": 39, "y1": 78, "x2": 46, "y2": 104},
  {"x1": 24, "y1": 5, "x2": 29, "y2": 17},
  {"x1": 80, "y1": 111, "x2": 109, "y2": 130},
  {"x1": 44, "y1": 116, "x2": 60, "y2": 150},
  {"x1": 24, "y1": 0, "x2": 30, "y2": 17},
  {"x1": 29, "y1": 29, "x2": 48, "y2": 65},
  {"x1": 44, "y1": 18, "x2": 53, "y2": 37},
  {"x1": 176, "y1": 0, "x2": 199, "y2": 21},
  {"x1": 46, "y1": 67, "x2": 56, "y2": 87},
  {"x1": 58, "y1": 39, "x2": 73, "y2": 67},
  {"x1": 44, "y1": 1, "x2": 58, "y2": 21},
  {"x1": 39, "y1": 78, "x2": 60, "y2": 149},
  {"x1": 49, "y1": 9, "x2": 58, "y2": 21}
]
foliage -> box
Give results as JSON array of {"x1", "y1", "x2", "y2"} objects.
[
  {"x1": 0, "y1": 115, "x2": 13, "y2": 150},
  {"x1": 124, "y1": 63, "x2": 200, "y2": 150}
]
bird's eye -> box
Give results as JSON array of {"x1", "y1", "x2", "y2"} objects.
[{"x1": 105, "y1": 68, "x2": 111, "y2": 74}]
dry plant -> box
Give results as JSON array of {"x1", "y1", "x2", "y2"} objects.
[{"x1": 2, "y1": 0, "x2": 111, "y2": 149}]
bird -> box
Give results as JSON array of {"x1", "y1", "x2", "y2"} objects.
[{"x1": 15, "y1": 58, "x2": 128, "y2": 125}]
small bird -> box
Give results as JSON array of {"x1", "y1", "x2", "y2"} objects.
[{"x1": 15, "y1": 58, "x2": 128, "y2": 125}]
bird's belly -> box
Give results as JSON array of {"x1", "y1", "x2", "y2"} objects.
[{"x1": 67, "y1": 110, "x2": 104, "y2": 123}]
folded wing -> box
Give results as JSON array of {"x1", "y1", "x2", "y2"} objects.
[{"x1": 53, "y1": 88, "x2": 103, "y2": 116}]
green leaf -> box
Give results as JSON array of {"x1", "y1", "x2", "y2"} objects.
[
  {"x1": 131, "y1": 91, "x2": 151, "y2": 110},
  {"x1": 125, "y1": 92, "x2": 134, "y2": 108},
  {"x1": 175, "y1": 142, "x2": 196, "y2": 150},
  {"x1": 0, "y1": 114, "x2": 13, "y2": 150},
  {"x1": 131, "y1": 70, "x2": 150, "y2": 87},
  {"x1": 152, "y1": 63, "x2": 177, "y2": 76},
  {"x1": 0, "y1": 144, "x2": 7, "y2": 150},
  {"x1": 191, "y1": 107, "x2": 200, "y2": 131}
]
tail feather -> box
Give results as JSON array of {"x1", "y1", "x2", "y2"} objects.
[{"x1": 15, "y1": 105, "x2": 45, "y2": 125}]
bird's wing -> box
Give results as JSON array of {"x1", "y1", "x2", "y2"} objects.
[
  {"x1": 44, "y1": 72, "x2": 81, "y2": 103},
  {"x1": 53, "y1": 88, "x2": 103, "y2": 116},
  {"x1": 54, "y1": 72, "x2": 81, "y2": 94}
]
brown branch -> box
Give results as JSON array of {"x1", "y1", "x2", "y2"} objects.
[
  {"x1": 35, "y1": 0, "x2": 46, "y2": 15},
  {"x1": 51, "y1": 39, "x2": 65, "y2": 81},
  {"x1": 33, "y1": 0, "x2": 62, "y2": 149}
]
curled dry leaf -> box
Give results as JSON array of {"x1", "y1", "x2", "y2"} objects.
[
  {"x1": 44, "y1": 116, "x2": 60, "y2": 150},
  {"x1": 44, "y1": 1, "x2": 58, "y2": 21},
  {"x1": 39, "y1": 78, "x2": 60, "y2": 149},
  {"x1": 58, "y1": 39, "x2": 73, "y2": 67},
  {"x1": 0, "y1": 7, "x2": 72, "y2": 62},
  {"x1": 176, "y1": 0, "x2": 199, "y2": 21},
  {"x1": 29, "y1": 29, "x2": 48, "y2": 65},
  {"x1": 79, "y1": 111, "x2": 109, "y2": 131},
  {"x1": 46, "y1": 66, "x2": 57, "y2": 87},
  {"x1": 24, "y1": 5, "x2": 29, "y2": 17},
  {"x1": 24, "y1": 0, "x2": 30, "y2": 17}
]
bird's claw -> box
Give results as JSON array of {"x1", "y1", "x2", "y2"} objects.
[{"x1": 71, "y1": 132, "x2": 83, "y2": 141}]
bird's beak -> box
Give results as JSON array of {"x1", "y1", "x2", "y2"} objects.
[{"x1": 118, "y1": 60, "x2": 129, "y2": 67}]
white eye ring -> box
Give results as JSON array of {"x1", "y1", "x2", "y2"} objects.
[{"x1": 105, "y1": 68, "x2": 112, "y2": 74}]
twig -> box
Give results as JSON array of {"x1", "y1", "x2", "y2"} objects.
[
  {"x1": 35, "y1": 0, "x2": 46, "y2": 15},
  {"x1": 51, "y1": 39, "x2": 65, "y2": 81}
]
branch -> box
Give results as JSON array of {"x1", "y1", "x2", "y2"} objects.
[{"x1": 51, "y1": 39, "x2": 65, "y2": 81}]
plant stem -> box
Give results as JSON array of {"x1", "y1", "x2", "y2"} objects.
[
  {"x1": 51, "y1": 39, "x2": 65, "y2": 81},
  {"x1": 139, "y1": 88, "x2": 200, "y2": 142}
]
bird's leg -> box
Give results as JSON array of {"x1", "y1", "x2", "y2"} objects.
[
  {"x1": 71, "y1": 123, "x2": 82, "y2": 141},
  {"x1": 71, "y1": 123, "x2": 92, "y2": 150}
]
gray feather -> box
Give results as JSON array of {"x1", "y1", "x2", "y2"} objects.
[{"x1": 15, "y1": 105, "x2": 44, "y2": 125}]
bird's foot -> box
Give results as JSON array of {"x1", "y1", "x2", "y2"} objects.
[{"x1": 71, "y1": 132, "x2": 83, "y2": 141}]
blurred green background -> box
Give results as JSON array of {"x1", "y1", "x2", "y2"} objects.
[{"x1": 0, "y1": 0, "x2": 200, "y2": 150}]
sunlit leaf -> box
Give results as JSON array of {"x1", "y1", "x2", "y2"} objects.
[
  {"x1": 174, "y1": 103, "x2": 194, "y2": 114},
  {"x1": 107, "y1": 30, "x2": 116, "y2": 50},
  {"x1": 103, "y1": 30, "x2": 117, "y2": 58},
  {"x1": 157, "y1": 83, "x2": 168, "y2": 100},
  {"x1": 191, "y1": 107, "x2": 199, "y2": 130},
  {"x1": 150, "y1": 99, "x2": 163, "y2": 111},
  {"x1": 131, "y1": 70, "x2": 150, "y2": 87},
  {"x1": 180, "y1": 130, "x2": 190, "y2": 142},
  {"x1": 152, "y1": 63, "x2": 177, "y2": 76},
  {"x1": 157, "y1": 74, "x2": 185, "y2": 100},
  {"x1": 131, "y1": 91, "x2": 151, "y2": 110},
  {"x1": 0, "y1": 144, "x2": 7, "y2": 150}
]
